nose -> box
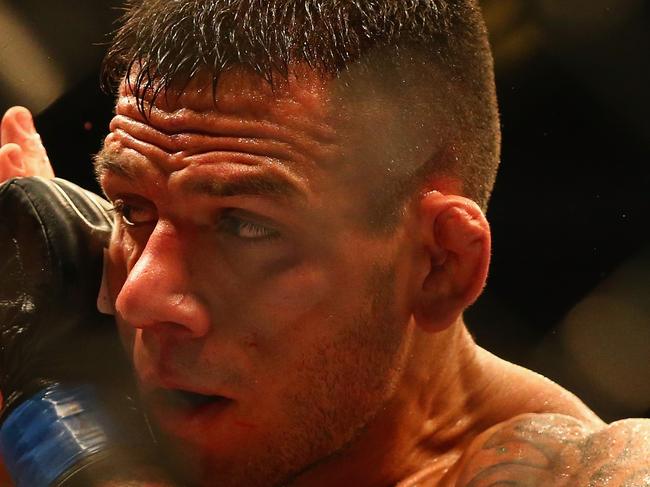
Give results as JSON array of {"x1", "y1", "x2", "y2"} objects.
[{"x1": 115, "y1": 221, "x2": 211, "y2": 338}]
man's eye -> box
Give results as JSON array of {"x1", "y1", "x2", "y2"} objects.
[
  {"x1": 219, "y1": 214, "x2": 280, "y2": 241},
  {"x1": 111, "y1": 198, "x2": 158, "y2": 227}
]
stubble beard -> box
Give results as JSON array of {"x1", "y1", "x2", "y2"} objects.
[
  {"x1": 254, "y1": 264, "x2": 410, "y2": 487},
  {"x1": 156, "y1": 264, "x2": 410, "y2": 487}
]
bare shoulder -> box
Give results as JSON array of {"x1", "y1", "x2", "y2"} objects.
[
  {"x1": 579, "y1": 419, "x2": 650, "y2": 486},
  {"x1": 451, "y1": 413, "x2": 650, "y2": 486}
]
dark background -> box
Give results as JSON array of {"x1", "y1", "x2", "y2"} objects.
[{"x1": 0, "y1": 0, "x2": 648, "y2": 422}]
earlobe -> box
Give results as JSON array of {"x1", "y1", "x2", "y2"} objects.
[{"x1": 413, "y1": 192, "x2": 491, "y2": 332}]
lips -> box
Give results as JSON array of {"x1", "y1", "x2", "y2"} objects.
[
  {"x1": 137, "y1": 387, "x2": 234, "y2": 458},
  {"x1": 142, "y1": 386, "x2": 234, "y2": 440},
  {"x1": 134, "y1": 362, "x2": 234, "y2": 413},
  {"x1": 149, "y1": 387, "x2": 231, "y2": 414}
]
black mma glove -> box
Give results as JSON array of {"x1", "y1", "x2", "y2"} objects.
[{"x1": 0, "y1": 177, "x2": 168, "y2": 487}]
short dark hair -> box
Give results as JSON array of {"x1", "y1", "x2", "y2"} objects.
[{"x1": 102, "y1": 0, "x2": 500, "y2": 225}]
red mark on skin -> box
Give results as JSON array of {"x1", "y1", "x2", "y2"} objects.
[
  {"x1": 243, "y1": 332, "x2": 260, "y2": 349},
  {"x1": 234, "y1": 420, "x2": 258, "y2": 430}
]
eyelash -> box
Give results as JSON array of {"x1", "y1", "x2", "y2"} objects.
[
  {"x1": 108, "y1": 199, "x2": 149, "y2": 227},
  {"x1": 109, "y1": 200, "x2": 280, "y2": 241},
  {"x1": 219, "y1": 214, "x2": 281, "y2": 241},
  {"x1": 107, "y1": 199, "x2": 128, "y2": 223}
]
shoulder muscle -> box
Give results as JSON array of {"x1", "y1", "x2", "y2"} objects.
[
  {"x1": 577, "y1": 419, "x2": 650, "y2": 486},
  {"x1": 453, "y1": 415, "x2": 650, "y2": 487}
]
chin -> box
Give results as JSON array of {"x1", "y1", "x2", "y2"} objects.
[
  {"x1": 146, "y1": 398, "x2": 368, "y2": 487},
  {"x1": 152, "y1": 433, "x2": 295, "y2": 487},
  {"x1": 142, "y1": 397, "x2": 291, "y2": 486}
]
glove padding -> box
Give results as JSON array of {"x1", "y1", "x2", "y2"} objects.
[
  {"x1": 0, "y1": 176, "x2": 121, "y2": 421},
  {"x1": 0, "y1": 176, "x2": 174, "y2": 487}
]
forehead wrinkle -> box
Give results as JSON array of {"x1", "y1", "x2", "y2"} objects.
[
  {"x1": 111, "y1": 113, "x2": 306, "y2": 168},
  {"x1": 95, "y1": 141, "x2": 308, "y2": 206},
  {"x1": 119, "y1": 65, "x2": 335, "y2": 131},
  {"x1": 116, "y1": 90, "x2": 340, "y2": 169}
]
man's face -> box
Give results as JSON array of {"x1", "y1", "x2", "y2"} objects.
[{"x1": 98, "y1": 68, "x2": 421, "y2": 486}]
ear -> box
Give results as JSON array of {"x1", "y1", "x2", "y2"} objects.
[{"x1": 413, "y1": 191, "x2": 491, "y2": 332}]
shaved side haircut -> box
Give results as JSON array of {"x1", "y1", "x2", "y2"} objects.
[{"x1": 102, "y1": 0, "x2": 500, "y2": 227}]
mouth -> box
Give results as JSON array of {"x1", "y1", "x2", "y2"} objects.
[
  {"x1": 176, "y1": 389, "x2": 225, "y2": 406},
  {"x1": 143, "y1": 387, "x2": 236, "y2": 440},
  {"x1": 148, "y1": 388, "x2": 232, "y2": 416}
]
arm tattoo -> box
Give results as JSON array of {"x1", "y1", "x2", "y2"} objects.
[{"x1": 455, "y1": 415, "x2": 650, "y2": 487}]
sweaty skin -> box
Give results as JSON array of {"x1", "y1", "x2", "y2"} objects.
[
  {"x1": 448, "y1": 414, "x2": 650, "y2": 487},
  {"x1": 1, "y1": 68, "x2": 649, "y2": 486},
  {"x1": 99, "y1": 69, "x2": 427, "y2": 486}
]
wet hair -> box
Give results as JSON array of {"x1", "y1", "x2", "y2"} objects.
[{"x1": 102, "y1": 0, "x2": 500, "y2": 225}]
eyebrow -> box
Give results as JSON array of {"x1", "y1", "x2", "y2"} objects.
[
  {"x1": 180, "y1": 173, "x2": 302, "y2": 200},
  {"x1": 94, "y1": 148, "x2": 141, "y2": 182},
  {"x1": 94, "y1": 147, "x2": 303, "y2": 201}
]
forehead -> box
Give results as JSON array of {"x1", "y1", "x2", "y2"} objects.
[
  {"x1": 125, "y1": 66, "x2": 334, "y2": 123},
  {"x1": 99, "y1": 66, "x2": 350, "y2": 185},
  {"x1": 98, "y1": 64, "x2": 425, "y2": 219},
  {"x1": 109, "y1": 64, "x2": 408, "y2": 166}
]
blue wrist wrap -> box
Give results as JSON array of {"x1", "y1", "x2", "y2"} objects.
[{"x1": 0, "y1": 384, "x2": 117, "y2": 487}]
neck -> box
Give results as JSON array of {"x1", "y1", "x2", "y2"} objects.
[
  {"x1": 292, "y1": 318, "x2": 492, "y2": 487},
  {"x1": 393, "y1": 320, "x2": 488, "y2": 481},
  {"x1": 289, "y1": 316, "x2": 606, "y2": 487}
]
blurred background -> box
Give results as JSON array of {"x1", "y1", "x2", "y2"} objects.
[{"x1": 0, "y1": 0, "x2": 647, "y2": 422}]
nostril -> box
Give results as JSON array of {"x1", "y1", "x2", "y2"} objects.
[{"x1": 139, "y1": 323, "x2": 193, "y2": 341}]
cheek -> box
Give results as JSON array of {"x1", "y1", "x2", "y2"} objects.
[
  {"x1": 261, "y1": 265, "x2": 332, "y2": 318},
  {"x1": 220, "y1": 263, "x2": 332, "y2": 362},
  {"x1": 234, "y1": 237, "x2": 387, "y2": 348},
  {"x1": 240, "y1": 260, "x2": 372, "y2": 369},
  {"x1": 207, "y1": 264, "x2": 337, "y2": 380}
]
